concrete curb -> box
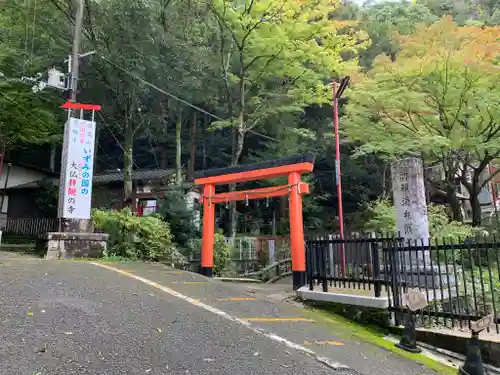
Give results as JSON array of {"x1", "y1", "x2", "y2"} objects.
[{"x1": 214, "y1": 277, "x2": 263, "y2": 283}]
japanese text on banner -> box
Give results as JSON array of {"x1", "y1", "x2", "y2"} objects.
[{"x1": 60, "y1": 117, "x2": 96, "y2": 219}]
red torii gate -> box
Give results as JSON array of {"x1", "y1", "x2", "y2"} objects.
[{"x1": 193, "y1": 154, "x2": 314, "y2": 290}]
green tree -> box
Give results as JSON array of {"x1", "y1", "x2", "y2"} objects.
[
  {"x1": 345, "y1": 17, "x2": 500, "y2": 226},
  {"x1": 358, "y1": 0, "x2": 437, "y2": 69},
  {"x1": 208, "y1": 0, "x2": 363, "y2": 234},
  {"x1": 52, "y1": 0, "x2": 215, "y2": 200},
  {"x1": 364, "y1": 198, "x2": 474, "y2": 240},
  {"x1": 0, "y1": 0, "x2": 65, "y2": 148},
  {"x1": 158, "y1": 186, "x2": 200, "y2": 247}
]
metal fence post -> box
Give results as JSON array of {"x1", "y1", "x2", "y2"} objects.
[
  {"x1": 372, "y1": 242, "x2": 381, "y2": 298},
  {"x1": 389, "y1": 241, "x2": 403, "y2": 326},
  {"x1": 321, "y1": 239, "x2": 328, "y2": 292},
  {"x1": 306, "y1": 241, "x2": 314, "y2": 291}
]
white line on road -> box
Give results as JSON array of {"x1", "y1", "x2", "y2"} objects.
[{"x1": 90, "y1": 262, "x2": 351, "y2": 371}]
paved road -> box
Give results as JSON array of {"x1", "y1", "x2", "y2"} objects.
[{"x1": 0, "y1": 252, "x2": 440, "y2": 375}]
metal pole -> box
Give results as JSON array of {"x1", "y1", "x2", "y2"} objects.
[
  {"x1": 488, "y1": 163, "x2": 499, "y2": 225},
  {"x1": 333, "y1": 82, "x2": 346, "y2": 276}
]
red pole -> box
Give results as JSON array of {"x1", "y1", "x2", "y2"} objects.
[
  {"x1": 288, "y1": 171, "x2": 306, "y2": 290},
  {"x1": 333, "y1": 82, "x2": 346, "y2": 276},
  {"x1": 201, "y1": 184, "x2": 215, "y2": 277}
]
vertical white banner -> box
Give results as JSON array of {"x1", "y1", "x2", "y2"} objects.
[{"x1": 58, "y1": 117, "x2": 96, "y2": 219}]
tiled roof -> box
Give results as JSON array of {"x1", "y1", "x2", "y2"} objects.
[
  {"x1": 8, "y1": 168, "x2": 177, "y2": 189},
  {"x1": 93, "y1": 169, "x2": 176, "y2": 184}
]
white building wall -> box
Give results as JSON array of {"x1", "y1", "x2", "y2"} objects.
[{"x1": 0, "y1": 165, "x2": 47, "y2": 189}]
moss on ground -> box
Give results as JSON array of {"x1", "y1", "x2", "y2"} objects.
[{"x1": 298, "y1": 301, "x2": 456, "y2": 375}]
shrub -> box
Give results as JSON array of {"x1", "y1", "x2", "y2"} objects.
[
  {"x1": 158, "y1": 187, "x2": 200, "y2": 247},
  {"x1": 92, "y1": 208, "x2": 183, "y2": 262},
  {"x1": 186, "y1": 233, "x2": 232, "y2": 275},
  {"x1": 364, "y1": 199, "x2": 474, "y2": 240},
  {"x1": 213, "y1": 232, "x2": 231, "y2": 276}
]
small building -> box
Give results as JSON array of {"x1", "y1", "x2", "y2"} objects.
[{"x1": 0, "y1": 162, "x2": 58, "y2": 220}]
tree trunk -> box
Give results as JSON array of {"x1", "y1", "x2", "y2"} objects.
[
  {"x1": 231, "y1": 113, "x2": 245, "y2": 166},
  {"x1": 50, "y1": 143, "x2": 56, "y2": 172},
  {"x1": 188, "y1": 112, "x2": 197, "y2": 180},
  {"x1": 446, "y1": 184, "x2": 463, "y2": 222},
  {"x1": 381, "y1": 163, "x2": 388, "y2": 198},
  {"x1": 176, "y1": 110, "x2": 183, "y2": 186},
  {"x1": 159, "y1": 147, "x2": 168, "y2": 168},
  {"x1": 124, "y1": 117, "x2": 134, "y2": 204},
  {"x1": 228, "y1": 115, "x2": 245, "y2": 237},
  {"x1": 202, "y1": 114, "x2": 207, "y2": 170},
  {"x1": 471, "y1": 193, "x2": 482, "y2": 227},
  {"x1": 272, "y1": 209, "x2": 276, "y2": 236},
  {"x1": 279, "y1": 196, "x2": 287, "y2": 219}
]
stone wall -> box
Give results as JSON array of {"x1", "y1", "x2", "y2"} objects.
[{"x1": 40, "y1": 232, "x2": 109, "y2": 259}]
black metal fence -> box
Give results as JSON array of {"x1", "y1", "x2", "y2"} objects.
[
  {"x1": 306, "y1": 235, "x2": 500, "y2": 333},
  {"x1": 0, "y1": 217, "x2": 59, "y2": 238},
  {"x1": 0, "y1": 217, "x2": 104, "y2": 240}
]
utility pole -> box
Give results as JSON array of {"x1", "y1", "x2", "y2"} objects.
[
  {"x1": 59, "y1": 0, "x2": 86, "y2": 233},
  {"x1": 70, "y1": 0, "x2": 85, "y2": 103}
]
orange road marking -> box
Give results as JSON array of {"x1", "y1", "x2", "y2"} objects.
[
  {"x1": 304, "y1": 340, "x2": 344, "y2": 346},
  {"x1": 243, "y1": 317, "x2": 315, "y2": 322}
]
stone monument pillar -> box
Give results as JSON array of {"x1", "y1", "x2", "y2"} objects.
[
  {"x1": 390, "y1": 157, "x2": 455, "y2": 299},
  {"x1": 391, "y1": 157, "x2": 431, "y2": 268}
]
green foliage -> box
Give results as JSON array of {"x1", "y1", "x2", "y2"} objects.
[
  {"x1": 364, "y1": 199, "x2": 474, "y2": 240},
  {"x1": 92, "y1": 208, "x2": 182, "y2": 262},
  {"x1": 186, "y1": 233, "x2": 232, "y2": 275},
  {"x1": 213, "y1": 232, "x2": 231, "y2": 276},
  {"x1": 0, "y1": 0, "x2": 66, "y2": 147},
  {"x1": 427, "y1": 205, "x2": 475, "y2": 239},
  {"x1": 346, "y1": 17, "x2": 500, "y2": 225},
  {"x1": 0, "y1": 81, "x2": 61, "y2": 146},
  {"x1": 208, "y1": 0, "x2": 364, "y2": 168},
  {"x1": 364, "y1": 199, "x2": 396, "y2": 234},
  {"x1": 158, "y1": 187, "x2": 200, "y2": 247},
  {"x1": 359, "y1": 0, "x2": 437, "y2": 69}
]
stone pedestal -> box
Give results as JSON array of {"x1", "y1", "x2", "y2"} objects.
[
  {"x1": 399, "y1": 265, "x2": 457, "y2": 293},
  {"x1": 41, "y1": 232, "x2": 109, "y2": 260}
]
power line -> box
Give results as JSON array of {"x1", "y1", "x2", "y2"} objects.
[
  {"x1": 30, "y1": 0, "x2": 37, "y2": 63},
  {"x1": 97, "y1": 142, "x2": 119, "y2": 170},
  {"x1": 95, "y1": 154, "x2": 118, "y2": 170},
  {"x1": 23, "y1": 0, "x2": 30, "y2": 72},
  {"x1": 145, "y1": 125, "x2": 160, "y2": 169},
  {"x1": 98, "y1": 55, "x2": 277, "y2": 142},
  {"x1": 97, "y1": 111, "x2": 139, "y2": 169}
]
